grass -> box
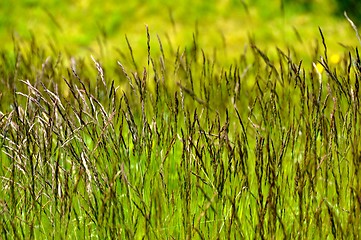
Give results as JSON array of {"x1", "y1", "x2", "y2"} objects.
[
  {"x1": 1, "y1": 2, "x2": 361, "y2": 239},
  {"x1": 1, "y1": 23, "x2": 361, "y2": 238},
  {"x1": 0, "y1": 0, "x2": 358, "y2": 64}
]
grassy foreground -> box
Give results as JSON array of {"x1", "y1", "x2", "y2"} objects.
[{"x1": 1, "y1": 24, "x2": 361, "y2": 239}]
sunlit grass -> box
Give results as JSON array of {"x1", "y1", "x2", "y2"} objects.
[
  {"x1": 1, "y1": 24, "x2": 361, "y2": 238},
  {"x1": 1, "y1": 1, "x2": 359, "y2": 63},
  {"x1": 1, "y1": 1, "x2": 361, "y2": 239}
]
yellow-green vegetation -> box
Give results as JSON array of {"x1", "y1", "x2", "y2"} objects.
[
  {"x1": 0, "y1": 0, "x2": 359, "y2": 61},
  {"x1": 1, "y1": 0, "x2": 361, "y2": 239}
]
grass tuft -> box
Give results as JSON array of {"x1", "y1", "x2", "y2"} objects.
[{"x1": 1, "y1": 24, "x2": 361, "y2": 239}]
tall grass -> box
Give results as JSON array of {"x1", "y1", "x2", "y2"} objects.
[{"x1": 1, "y1": 26, "x2": 361, "y2": 239}]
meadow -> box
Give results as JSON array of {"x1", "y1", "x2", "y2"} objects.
[{"x1": 1, "y1": 1, "x2": 361, "y2": 239}]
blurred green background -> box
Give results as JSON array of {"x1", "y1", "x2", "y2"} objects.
[{"x1": 0, "y1": 0, "x2": 359, "y2": 63}]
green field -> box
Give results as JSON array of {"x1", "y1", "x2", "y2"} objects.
[{"x1": 1, "y1": 1, "x2": 361, "y2": 239}]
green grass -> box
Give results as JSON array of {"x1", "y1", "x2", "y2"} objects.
[
  {"x1": 0, "y1": 0, "x2": 358, "y2": 63},
  {"x1": 1, "y1": 1, "x2": 361, "y2": 239},
  {"x1": 1, "y1": 25, "x2": 361, "y2": 238}
]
